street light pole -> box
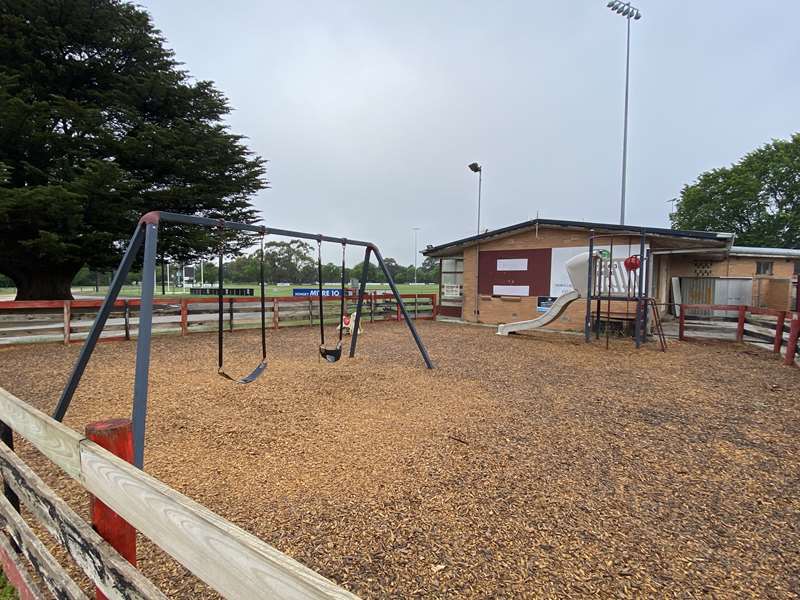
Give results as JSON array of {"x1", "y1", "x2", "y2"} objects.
[
  {"x1": 467, "y1": 162, "x2": 483, "y2": 319},
  {"x1": 412, "y1": 227, "x2": 420, "y2": 284},
  {"x1": 468, "y1": 162, "x2": 482, "y2": 234},
  {"x1": 606, "y1": 1, "x2": 641, "y2": 226}
]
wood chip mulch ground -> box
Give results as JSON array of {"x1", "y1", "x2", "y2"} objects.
[{"x1": 0, "y1": 320, "x2": 799, "y2": 598}]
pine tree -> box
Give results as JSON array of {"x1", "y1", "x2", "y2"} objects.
[{"x1": 0, "y1": 0, "x2": 267, "y2": 299}]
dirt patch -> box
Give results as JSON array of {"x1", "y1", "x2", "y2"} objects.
[{"x1": 1, "y1": 321, "x2": 799, "y2": 598}]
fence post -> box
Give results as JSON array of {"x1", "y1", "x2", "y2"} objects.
[
  {"x1": 396, "y1": 298, "x2": 401, "y2": 321},
  {"x1": 0, "y1": 422, "x2": 20, "y2": 515},
  {"x1": 123, "y1": 300, "x2": 130, "y2": 341},
  {"x1": 774, "y1": 310, "x2": 786, "y2": 353},
  {"x1": 63, "y1": 300, "x2": 71, "y2": 346},
  {"x1": 736, "y1": 305, "x2": 746, "y2": 342},
  {"x1": 370, "y1": 292, "x2": 375, "y2": 323},
  {"x1": 85, "y1": 419, "x2": 137, "y2": 600},
  {"x1": 679, "y1": 305, "x2": 686, "y2": 341},
  {"x1": 272, "y1": 298, "x2": 279, "y2": 329},
  {"x1": 228, "y1": 298, "x2": 234, "y2": 332},
  {"x1": 784, "y1": 315, "x2": 799, "y2": 367},
  {"x1": 180, "y1": 299, "x2": 188, "y2": 336}
]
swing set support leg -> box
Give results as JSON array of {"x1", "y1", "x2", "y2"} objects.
[
  {"x1": 53, "y1": 225, "x2": 145, "y2": 422},
  {"x1": 132, "y1": 222, "x2": 159, "y2": 469},
  {"x1": 349, "y1": 247, "x2": 371, "y2": 359},
  {"x1": 371, "y1": 245, "x2": 434, "y2": 369}
]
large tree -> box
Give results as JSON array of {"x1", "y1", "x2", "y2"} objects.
[
  {"x1": 671, "y1": 133, "x2": 800, "y2": 248},
  {"x1": 0, "y1": 0, "x2": 267, "y2": 299}
]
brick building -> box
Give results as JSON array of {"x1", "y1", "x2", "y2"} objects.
[{"x1": 424, "y1": 218, "x2": 800, "y2": 331}]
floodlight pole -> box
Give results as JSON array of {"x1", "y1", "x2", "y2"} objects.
[
  {"x1": 619, "y1": 16, "x2": 631, "y2": 226},
  {"x1": 412, "y1": 227, "x2": 420, "y2": 284},
  {"x1": 607, "y1": 1, "x2": 641, "y2": 226}
]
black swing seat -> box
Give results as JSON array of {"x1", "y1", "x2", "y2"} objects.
[
  {"x1": 319, "y1": 344, "x2": 342, "y2": 363},
  {"x1": 218, "y1": 359, "x2": 268, "y2": 384}
]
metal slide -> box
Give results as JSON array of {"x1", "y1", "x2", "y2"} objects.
[
  {"x1": 496, "y1": 290, "x2": 581, "y2": 335},
  {"x1": 496, "y1": 251, "x2": 590, "y2": 336}
]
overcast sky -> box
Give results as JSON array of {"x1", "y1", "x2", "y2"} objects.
[{"x1": 138, "y1": 0, "x2": 799, "y2": 265}]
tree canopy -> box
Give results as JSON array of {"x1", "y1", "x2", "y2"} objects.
[
  {"x1": 0, "y1": 0, "x2": 266, "y2": 299},
  {"x1": 671, "y1": 133, "x2": 800, "y2": 248},
  {"x1": 189, "y1": 245, "x2": 439, "y2": 286}
]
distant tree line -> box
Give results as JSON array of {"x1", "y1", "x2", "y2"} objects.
[
  {"x1": 63, "y1": 239, "x2": 440, "y2": 288},
  {"x1": 199, "y1": 240, "x2": 440, "y2": 285}
]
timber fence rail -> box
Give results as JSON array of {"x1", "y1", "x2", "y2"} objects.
[
  {"x1": 678, "y1": 303, "x2": 799, "y2": 366},
  {"x1": 0, "y1": 385, "x2": 359, "y2": 599},
  {"x1": 0, "y1": 293, "x2": 437, "y2": 346}
]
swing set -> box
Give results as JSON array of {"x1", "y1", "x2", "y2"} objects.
[{"x1": 51, "y1": 211, "x2": 433, "y2": 468}]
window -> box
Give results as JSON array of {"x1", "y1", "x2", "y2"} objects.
[
  {"x1": 794, "y1": 261, "x2": 800, "y2": 275},
  {"x1": 756, "y1": 261, "x2": 774, "y2": 275},
  {"x1": 441, "y1": 257, "x2": 464, "y2": 298}
]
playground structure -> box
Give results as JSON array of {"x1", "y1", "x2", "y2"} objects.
[
  {"x1": 497, "y1": 230, "x2": 665, "y2": 350},
  {"x1": 50, "y1": 211, "x2": 433, "y2": 468},
  {"x1": 581, "y1": 230, "x2": 665, "y2": 350}
]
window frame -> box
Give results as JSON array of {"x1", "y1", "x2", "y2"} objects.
[{"x1": 756, "y1": 261, "x2": 774, "y2": 276}]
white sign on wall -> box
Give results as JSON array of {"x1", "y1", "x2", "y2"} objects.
[
  {"x1": 496, "y1": 258, "x2": 528, "y2": 271},
  {"x1": 492, "y1": 285, "x2": 530, "y2": 296},
  {"x1": 549, "y1": 245, "x2": 649, "y2": 298}
]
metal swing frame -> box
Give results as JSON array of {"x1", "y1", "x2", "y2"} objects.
[{"x1": 51, "y1": 211, "x2": 434, "y2": 468}]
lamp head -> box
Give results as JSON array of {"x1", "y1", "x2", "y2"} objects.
[{"x1": 468, "y1": 162, "x2": 482, "y2": 173}]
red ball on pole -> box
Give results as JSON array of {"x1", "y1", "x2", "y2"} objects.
[{"x1": 623, "y1": 255, "x2": 641, "y2": 272}]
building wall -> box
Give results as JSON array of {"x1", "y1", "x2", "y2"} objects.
[
  {"x1": 754, "y1": 277, "x2": 794, "y2": 311},
  {"x1": 461, "y1": 229, "x2": 644, "y2": 330},
  {"x1": 452, "y1": 228, "x2": 798, "y2": 328},
  {"x1": 669, "y1": 255, "x2": 797, "y2": 310},
  {"x1": 669, "y1": 255, "x2": 796, "y2": 278}
]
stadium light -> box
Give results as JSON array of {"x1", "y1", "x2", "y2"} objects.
[{"x1": 606, "y1": 1, "x2": 643, "y2": 225}]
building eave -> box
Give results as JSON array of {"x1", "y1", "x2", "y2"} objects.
[{"x1": 423, "y1": 218, "x2": 732, "y2": 258}]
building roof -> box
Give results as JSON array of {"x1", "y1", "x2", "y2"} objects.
[
  {"x1": 423, "y1": 217, "x2": 733, "y2": 257},
  {"x1": 730, "y1": 246, "x2": 800, "y2": 259}
]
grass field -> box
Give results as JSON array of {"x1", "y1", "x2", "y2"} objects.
[{"x1": 1, "y1": 283, "x2": 439, "y2": 300}]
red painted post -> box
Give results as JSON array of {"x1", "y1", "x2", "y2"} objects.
[
  {"x1": 85, "y1": 419, "x2": 137, "y2": 600},
  {"x1": 0, "y1": 542, "x2": 38, "y2": 600},
  {"x1": 180, "y1": 299, "x2": 188, "y2": 336},
  {"x1": 784, "y1": 315, "x2": 799, "y2": 367},
  {"x1": 736, "y1": 305, "x2": 746, "y2": 342},
  {"x1": 774, "y1": 311, "x2": 786, "y2": 353},
  {"x1": 678, "y1": 305, "x2": 686, "y2": 341}
]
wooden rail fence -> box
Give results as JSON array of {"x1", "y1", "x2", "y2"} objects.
[
  {"x1": 0, "y1": 385, "x2": 358, "y2": 599},
  {"x1": 0, "y1": 293, "x2": 437, "y2": 347},
  {"x1": 678, "y1": 303, "x2": 799, "y2": 366}
]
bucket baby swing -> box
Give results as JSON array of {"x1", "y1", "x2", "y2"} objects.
[{"x1": 316, "y1": 238, "x2": 347, "y2": 363}]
